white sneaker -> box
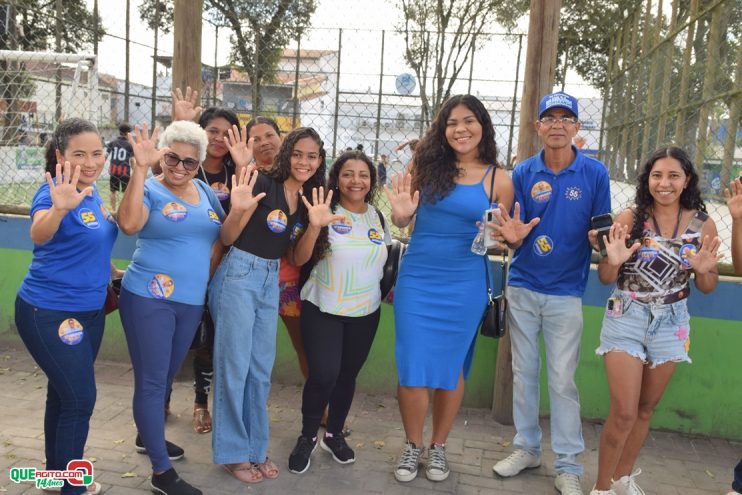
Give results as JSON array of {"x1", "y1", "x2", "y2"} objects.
[
  {"x1": 555, "y1": 473, "x2": 584, "y2": 495},
  {"x1": 611, "y1": 469, "x2": 645, "y2": 495},
  {"x1": 492, "y1": 449, "x2": 541, "y2": 477},
  {"x1": 590, "y1": 488, "x2": 616, "y2": 495}
]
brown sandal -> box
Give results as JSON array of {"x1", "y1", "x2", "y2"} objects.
[
  {"x1": 222, "y1": 463, "x2": 263, "y2": 484},
  {"x1": 193, "y1": 407, "x2": 212, "y2": 434},
  {"x1": 255, "y1": 458, "x2": 279, "y2": 479}
]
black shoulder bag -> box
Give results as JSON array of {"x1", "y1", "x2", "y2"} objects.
[{"x1": 479, "y1": 165, "x2": 508, "y2": 338}]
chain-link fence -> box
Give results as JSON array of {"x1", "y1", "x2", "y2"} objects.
[
  {"x1": 1, "y1": 1, "x2": 739, "y2": 264},
  {"x1": 601, "y1": 0, "x2": 741, "y2": 263}
]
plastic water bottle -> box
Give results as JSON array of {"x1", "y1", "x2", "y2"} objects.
[{"x1": 471, "y1": 221, "x2": 487, "y2": 255}]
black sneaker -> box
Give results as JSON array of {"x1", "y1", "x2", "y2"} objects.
[
  {"x1": 136, "y1": 434, "x2": 185, "y2": 461},
  {"x1": 151, "y1": 468, "x2": 201, "y2": 495},
  {"x1": 288, "y1": 435, "x2": 317, "y2": 474},
  {"x1": 320, "y1": 433, "x2": 355, "y2": 464}
]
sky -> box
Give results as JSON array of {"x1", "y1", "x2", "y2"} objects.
[{"x1": 85, "y1": 0, "x2": 597, "y2": 97}]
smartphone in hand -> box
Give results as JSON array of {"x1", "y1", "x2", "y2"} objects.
[
  {"x1": 591, "y1": 213, "x2": 613, "y2": 257},
  {"x1": 484, "y1": 206, "x2": 500, "y2": 248}
]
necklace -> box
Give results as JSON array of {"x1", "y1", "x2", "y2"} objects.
[
  {"x1": 198, "y1": 162, "x2": 228, "y2": 187},
  {"x1": 650, "y1": 207, "x2": 682, "y2": 239}
]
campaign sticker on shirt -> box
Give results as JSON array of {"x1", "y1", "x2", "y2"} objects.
[
  {"x1": 637, "y1": 238, "x2": 659, "y2": 262},
  {"x1": 147, "y1": 273, "x2": 175, "y2": 299},
  {"x1": 368, "y1": 228, "x2": 383, "y2": 245},
  {"x1": 211, "y1": 182, "x2": 230, "y2": 202},
  {"x1": 207, "y1": 209, "x2": 221, "y2": 225},
  {"x1": 266, "y1": 209, "x2": 288, "y2": 233},
  {"x1": 99, "y1": 204, "x2": 115, "y2": 223},
  {"x1": 678, "y1": 243, "x2": 697, "y2": 269},
  {"x1": 79, "y1": 208, "x2": 100, "y2": 229},
  {"x1": 58, "y1": 318, "x2": 84, "y2": 345},
  {"x1": 531, "y1": 181, "x2": 552, "y2": 203},
  {"x1": 331, "y1": 218, "x2": 353, "y2": 235},
  {"x1": 162, "y1": 202, "x2": 188, "y2": 222},
  {"x1": 533, "y1": 234, "x2": 554, "y2": 256},
  {"x1": 290, "y1": 222, "x2": 304, "y2": 241}
]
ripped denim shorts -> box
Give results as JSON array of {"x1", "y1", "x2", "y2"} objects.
[{"x1": 595, "y1": 289, "x2": 692, "y2": 367}]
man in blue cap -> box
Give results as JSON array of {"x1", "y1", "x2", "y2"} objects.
[{"x1": 490, "y1": 92, "x2": 611, "y2": 495}]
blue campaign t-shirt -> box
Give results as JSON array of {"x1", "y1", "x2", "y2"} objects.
[
  {"x1": 18, "y1": 182, "x2": 118, "y2": 311},
  {"x1": 122, "y1": 177, "x2": 224, "y2": 305},
  {"x1": 508, "y1": 146, "x2": 611, "y2": 296}
]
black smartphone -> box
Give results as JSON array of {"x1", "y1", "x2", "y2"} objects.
[{"x1": 591, "y1": 213, "x2": 613, "y2": 257}]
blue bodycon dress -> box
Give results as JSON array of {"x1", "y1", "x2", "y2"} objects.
[{"x1": 394, "y1": 167, "x2": 492, "y2": 390}]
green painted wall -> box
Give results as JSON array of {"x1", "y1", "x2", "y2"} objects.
[{"x1": 2, "y1": 248, "x2": 740, "y2": 440}]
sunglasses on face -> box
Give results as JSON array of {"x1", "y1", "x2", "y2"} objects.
[{"x1": 163, "y1": 152, "x2": 199, "y2": 171}]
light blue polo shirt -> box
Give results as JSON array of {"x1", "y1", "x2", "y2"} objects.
[
  {"x1": 19, "y1": 182, "x2": 118, "y2": 311},
  {"x1": 508, "y1": 146, "x2": 611, "y2": 296},
  {"x1": 122, "y1": 177, "x2": 224, "y2": 305}
]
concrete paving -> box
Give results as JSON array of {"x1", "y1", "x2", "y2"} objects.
[{"x1": 0, "y1": 346, "x2": 739, "y2": 494}]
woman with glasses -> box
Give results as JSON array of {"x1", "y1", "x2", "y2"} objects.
[
  {"x1": 117, "y1": 121, "x2": 225, "y2": 495},
  {"x1": 15, "y1": 118, "x2": 116, "y2": 495}
]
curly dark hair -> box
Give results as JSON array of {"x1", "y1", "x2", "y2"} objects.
[
  {"x1": 412, "y1": 95, "x2": 498, "y2": 202},
  {"x1": 308, "y1": 150, "x2": 379, "y2": 266},
  {"x1": 266, "y1": 127, "x2": 327, "y2": 239},
  {"x1": 45, "y1": 118, "x2": 99, "y2": 176},
  {"x1": 630, "y1": 146, "x2": 707, "y2": 241}
]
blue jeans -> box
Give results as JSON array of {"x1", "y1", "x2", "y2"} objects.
[
  {"x1": 15, "y1": 295, "x2": 105, "y2": 495},
  {"x1": 119, "y1": 289, "x2": 202, "y2": 472},
  {"x1": 734, "y1": 458, "x2": 742, "y2": 493},
  {"x1": 208, "y1": 248, "x2": 279, "y2": 465},
  {"x1": 507, "y1": 286, "x2": 585, "y2": 476}
]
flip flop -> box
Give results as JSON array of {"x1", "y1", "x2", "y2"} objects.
[
  {"x1": 223, "y1": 463, "x2": 263, "y2": 484},
  {"x1": 193, "y1": 407, "x2": 212, "y2": 434},
  {"x1": 255, "y1": 458, "x2": 279, "y2": 480}
]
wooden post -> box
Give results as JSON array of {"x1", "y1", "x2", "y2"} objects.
[
  {"x1": 172, "y1": 0, "x2": 203, "y2": 116},
  {"x1": 493, "y1": 0, "x2": 561, "y2": 425}
]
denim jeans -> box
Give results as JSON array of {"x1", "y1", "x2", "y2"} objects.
[
  {"x1": 733, "y1": 458, "x2": 742, "y2": 493},
  {"x1": 507, "y1": 286, "x2": 585, "y2": 476},
  {"x1": 15, "y1": 295, "x2": 105, "y2": 495},
  {"x1": 119, "y1": 289, "x2": 202, "y2": 473},
  {"x1": 208, "y1": 248, "x2": 279, "y2": 465}
]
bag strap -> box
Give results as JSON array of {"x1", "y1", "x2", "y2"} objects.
[
  {"x1": 484, "y1": 249, "x2": 509, "y2": 298},
  {"x1": 488, "y1": 165, "x2": 497, "y2": 206},
  {"x1": 373, "y1": 205, "x2": 392, "y2": 246}
]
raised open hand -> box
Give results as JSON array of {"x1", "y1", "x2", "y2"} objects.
[
  {"x1": 230, "y1": 165, "x2": 266, "y2": 212},
  {"x1": 224, "y1": 125, "x2": 254, "y2": 170},
  {"x1": 725, "y1": 178, "x2": 742, "y2": 220},
  {"x1": 172, "y1": 86, "x2": 203, "y2": 122},
  {"x1": 45, "y1": 161, "x2": 93, "y2": 212},
  {"x1": 603, "y1": 223, "x2": 640, "y2": 267},
  {"x1": 127, "y1": 124, "x2": 166, "y2": 170},
  {"x1": 383, "y1": 173, "x2": 419, "y2": 220},
  {"x1": 301, "y1": 187, "x2": 346, "y2": 228},
  {"x1": 685, "y1": 235, "x2": 722, "y2": 275},
  {"x1": 489, "y1": 202, "x2": 540, "y2": 244}
]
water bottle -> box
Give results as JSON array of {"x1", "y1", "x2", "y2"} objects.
[{"x1": 471, "y1": 220, "x2": 487, "y2": 255}]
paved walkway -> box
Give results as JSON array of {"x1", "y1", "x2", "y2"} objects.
[{"x1": 0, "y1": 346, "x2": 738, "y2": 494}]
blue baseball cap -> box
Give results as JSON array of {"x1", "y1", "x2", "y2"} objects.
[{"x1": 538, "y1": 92, "x2": 579, "y2": 119}]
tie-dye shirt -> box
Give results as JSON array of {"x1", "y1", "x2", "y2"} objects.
[{"x1": 300, "y1": 204, "x2": 389, "y2": 316}]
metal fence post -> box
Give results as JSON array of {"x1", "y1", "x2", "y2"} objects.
[
  {"x1": 331, "y1": 28, "x2": 343, "y2": 159},
  {"x1": 373, "y1": 30, "x2": 385, "y2": 160}
]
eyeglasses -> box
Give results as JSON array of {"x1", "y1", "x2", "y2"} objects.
[
  {"x1": 163, "y1": 153, "x2": 199, "y2": 171},
  {"x1": 539, "y1": 116, "x2": 578, "y2": 126}
]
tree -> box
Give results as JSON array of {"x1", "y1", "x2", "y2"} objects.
[
  {"x1": 139, "y1": 0, "x2": 317, "y2": 113},
  {"x1": 0, "y1": 0, "x2": 104, "y2": 144},
  {"x1": 398, "y1": 0, "x2": 529, "y2": 127}
]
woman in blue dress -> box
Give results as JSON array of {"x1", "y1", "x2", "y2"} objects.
[{"x1": 386, "y1": 95, "x2": 514, "y2": 483}]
